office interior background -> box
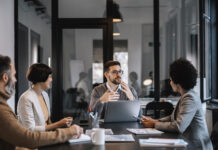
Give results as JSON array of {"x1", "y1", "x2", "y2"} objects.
[{"x1": 0, "y1": 0, "x2": 217, "y2": 135}]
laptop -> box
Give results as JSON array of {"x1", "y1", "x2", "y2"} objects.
[{"x1": 104, "y1": 100, "x2": 141, "y2": 123}]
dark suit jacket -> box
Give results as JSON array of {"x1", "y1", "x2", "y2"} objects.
[{"x1": 155, "y1": 90, "x2": 213, "y2": 150}]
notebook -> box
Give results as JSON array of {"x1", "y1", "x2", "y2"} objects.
[
  {"x1": 127, "y1": 128, "x2": 163, "y2": 135},
  {"x1": 139, "y1": 138, "x2": 188, "y2": 148},
  {"x1": 105, "y1": 134, "x2": 135, "y2": 142},
  {"x1": 85, "y1": 129, "x2": 114, "y2": 136},
  {"x1": 68, "y1": 134, "x2": 91, "y2": 143}
]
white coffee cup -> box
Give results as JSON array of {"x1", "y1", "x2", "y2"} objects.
[{"x1": 91, "y1": 128, "x2": 105, "y2": 145}]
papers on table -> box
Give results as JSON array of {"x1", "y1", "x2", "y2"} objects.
[
  {"x1": 139, "y1": 138, "x2": 188, "y2": 148},
  {"x1": 105, "y1": 134, "x2": 135, "y2": 142},
  {"x1": 68, "y1": 134, "x2": 91, "y2": 143},
  {"x1": 85, "y1": 129, "x2": 114, "y2": 136},
  {"x1": 127, "y1": 128, "x2": 164, "y2": 135}
]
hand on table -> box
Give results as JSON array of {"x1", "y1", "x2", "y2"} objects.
[
  {"x1": 141, "y1": 115, "x2": 159, "y2": 128},
  {"x1": 70, "y1": 124, "x2": 83, "y2": 139}
]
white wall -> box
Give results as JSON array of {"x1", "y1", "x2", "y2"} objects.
[{"x1": 0, "y1": 0, "x2": 15, "y2": 110}]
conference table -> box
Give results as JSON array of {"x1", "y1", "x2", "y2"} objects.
[{"x1": 39, "y1": 122, "x2": 197, "y2": 150}]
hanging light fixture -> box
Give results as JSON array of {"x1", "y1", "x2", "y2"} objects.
[
  {"x1": 113, "y1": 23, "x2": 120, "y2": 36},
  {"x1": 112, "y1": 2, "x2": 123, "y2": 22}
]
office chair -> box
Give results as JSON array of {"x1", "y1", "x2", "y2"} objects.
[
  {"x1": 145, "y1": 101, "x2": 174, "y2": 119},
  {"x1": 63, "y1": 88, "x2": 81, "y2": 118},
  {"x1": 211, "y1": 121, "x2": 218, "y2": 150}
]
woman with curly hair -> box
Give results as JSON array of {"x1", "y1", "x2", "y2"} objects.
[{"x1": 142, "y1": 58, "x2": 213, "y2": 150}]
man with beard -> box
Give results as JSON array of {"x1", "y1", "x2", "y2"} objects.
[
  {"x1": 89, "y1": 60, "x2": 138, "y2": 118},
  {"x1": 0, "y1": 55, "x2": 83, "y2": 150}
]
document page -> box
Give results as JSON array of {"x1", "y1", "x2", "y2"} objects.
[
  {"x1": 139, "y1": 138, "x2": 188, "y2": 147},
  {"x1": 105, "y1": 134, "x2": 135, "y2": 142},
  {"x1": 68, "y1": 134, "x2": 91, "y2": 143},
  {"x1": 127, "y1": 128, "x2": 163, "y2": 134},
  {"x1": 85, "y1": 129, "x2": 114, "y2": 136}
]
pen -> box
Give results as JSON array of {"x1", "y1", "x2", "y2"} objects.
[
  {"x1": 88, "y1": 107, "x2": 94, "y2": 119},
  {"x1": 94, "y1": 111, "x2": 98, "y2": 118},
  {"x1": 89, "y1": 112, "x2": 94, "y2": 119}
]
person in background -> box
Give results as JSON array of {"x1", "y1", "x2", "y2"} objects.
[
  {"x1": 75, "y1": 72, "x2": 90, "y2": 103},
  {"x1": 141, "y1": 58, "x2": 213, "y2": 150},
  {"x1": 89, "y1": 60, "x2": 138, "y2": 118},
  {"x1": 0, "y1": 55, "x2": 83, "y2": 150},
  {"x1": 17, "y1": 64, "x2": 73, "y2": 131},
  {"x1": 129, "y1": 71, "x2": 141, "y2": 95}
]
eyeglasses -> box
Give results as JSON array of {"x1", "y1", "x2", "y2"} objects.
[{"x1": 109, "y1": 70, "x2": 124, "y2": 75}]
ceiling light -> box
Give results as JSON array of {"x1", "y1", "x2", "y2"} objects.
[
  {"x1": 113, "y1": 23, "x2": 120, "y2": 36},
  {"x1": 113, "y1": 2, "x2": 123, "y2": 22}
]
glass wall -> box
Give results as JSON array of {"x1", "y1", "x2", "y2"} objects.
[
  {"x1": 204, "y1": 0, "x2": 212, "y2": 99},
  {"x1": 18, "y1": 0, "x2": 52, "y2": 101},
  {"x1": 62, "y1": 29, "x2": 103, "y2": 121},
  {"x1": 159, "y1": 0, "x2": 200, "y2": 101},
  {"x1": 113, "y1": 0, "x2": 154, "y2": 99},
  {"x1": 58, "y1": 0, "x2": 106, "y2": 18}
]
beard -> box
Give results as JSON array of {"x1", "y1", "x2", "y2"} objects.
[
  {"x1": 5, "y1": 76, "x2": 15, "y2": 95},
  {"x1": 110, "y1": 76, "x2": 121, "y2": 85}
]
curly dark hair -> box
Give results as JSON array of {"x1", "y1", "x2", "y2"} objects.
[
  {"x1": 27, "y1": 63, "x2": 52, "y2": 84},
  {"x1": 170, "y1": 58, "x2": 197, "y2": 90}
]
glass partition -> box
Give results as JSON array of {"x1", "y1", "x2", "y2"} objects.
[
  {"x1": 18, "y1": 0, "x2": 52, "y2": 102},
  {"x1": 62, "y1": 29, "x2": 103, "y2": 121},
  {"x1": 204, "y1": 0, "x2": 212, "y2": 99},
  {"x1": 113, "y1": 0, "x2": 154, "y2": 100},
  {"x1": 59, "y1": 0, "x2": 106, "y2": 18},
  {"x1": 159, "y1": 0, "x2": 199, "y2": 101}
]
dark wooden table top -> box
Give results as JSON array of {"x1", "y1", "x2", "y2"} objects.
[{"x1": 39, "y1": 122, "x2": 196, "y2": 150}]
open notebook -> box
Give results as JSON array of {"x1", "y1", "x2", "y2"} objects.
[
  {"x1": 68, "y1": 134, "x2": 91, "y2": 143},
  {"x1": 68, "y1": 134, "x2": 135, "y2": 143}
]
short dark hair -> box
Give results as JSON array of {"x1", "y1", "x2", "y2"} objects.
[
  {"x1": 79, "y1": 72, "x2": 87, "y2": 79},
  {"x1": 129, "y1": 72, "x2": 138, "y2": 80},
  {"x1": 170, "y1": 58, "x2": 197, "y2": 90},
  {"x1": 27, "y1": 63, "x2": 52, "y2": 84},
  {"x1": 0, "y1": 55, "x2": 11, "y2": 79},
  {"x1": 104, "y1": 60, "x2": 121, "y2": 72}
]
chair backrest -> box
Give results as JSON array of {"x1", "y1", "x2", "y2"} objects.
[
  {"x1": 211, "y1": 121, "x2": 218, "y2": 150},
  {"x1": 145, "y1": 101, "x2": 174, "y2": 119},
  {"x1": 65, "y1": 88, "x2": 79, "y2": 107}
]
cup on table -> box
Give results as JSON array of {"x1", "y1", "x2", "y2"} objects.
[{"x1": 91, "y1": 128, "x2": 105, "y2": 145}]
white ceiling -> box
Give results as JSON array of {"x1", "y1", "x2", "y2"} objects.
[{"x1": 39, "y1": 0, "x2": 174, "y2": 24}]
